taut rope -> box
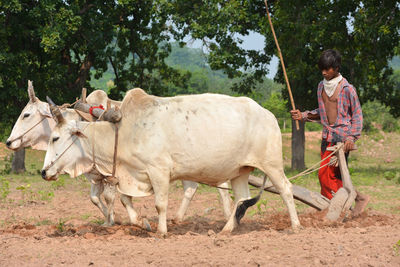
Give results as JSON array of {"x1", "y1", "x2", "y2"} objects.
[
  {"x1": 7, "y1": 117, "x2": 47, "y2": 144},
  {"x1": 201, "y1": 143, "x2": 344, "y2": 191}
]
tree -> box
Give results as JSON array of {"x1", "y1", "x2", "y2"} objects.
[
  {"x1": 0, "y1": 0, "x2": 115, "y2": 135},
  {"x1": 170, "y1": 0, "x2": 400, "y2": 169},
  {"x1": 0, "y1": 1, "x2": 191, "y2": 137},
  {"x1": 11, "y1": 148, "x2": 25, "y2": 174}
]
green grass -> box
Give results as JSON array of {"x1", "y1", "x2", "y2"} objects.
[
  {"x1": 90, "y1": 218, "x2": 105, "y2": 225},
  {"x1": 35, "y1": 219, "x2": 53, "y2": 226}
]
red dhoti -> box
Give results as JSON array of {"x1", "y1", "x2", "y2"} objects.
[{"x1": 318, "y1": 141, "x2": 343, "y2": 199}]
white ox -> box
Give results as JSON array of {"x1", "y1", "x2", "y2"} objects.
[
  {"x1": 42, "y1": 88, "x2": 301, "y2": 235},
  {"x1": 8, "y1": 82, "x2": 231, "y2": 227}
]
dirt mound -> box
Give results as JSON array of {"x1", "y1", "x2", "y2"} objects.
[{"x1": 258, "y1": 209, "x2": 395, "y2": 230}]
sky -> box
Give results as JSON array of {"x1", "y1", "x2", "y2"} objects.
[{"x1": 184, "y1": 31, "x2": 279, "y2": 79}]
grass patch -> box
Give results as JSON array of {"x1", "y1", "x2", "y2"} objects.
[
  {"x1": 35, "y1": 219, "x2": 53, "y2": 226},
  {"x1": 81, "y1": 214, "x2": 92, "y2": 220},
  {"x1": 393, "y1": 240, "x2": 400, "y2": 256},
  {"x1": 91, "y1": 218, "x2": 105, "y2": 225}
]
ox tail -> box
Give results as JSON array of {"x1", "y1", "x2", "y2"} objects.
[{"x1": 235, "y1": 175, "x2": 267, "y2": 224}]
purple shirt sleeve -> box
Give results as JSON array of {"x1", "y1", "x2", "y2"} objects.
[{"x1": 345, "y1": 87, "x2": 363, "y2": 142}]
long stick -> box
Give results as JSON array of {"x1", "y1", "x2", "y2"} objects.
[{"x1": 264, "y1": 0, "x2": 299, "y2": 130}]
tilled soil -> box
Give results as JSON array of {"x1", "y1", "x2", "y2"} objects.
[{"x1": 0, "y1": 183, "x2": 399, "y2": 266}]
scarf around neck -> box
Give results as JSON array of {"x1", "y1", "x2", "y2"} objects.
[{"x1": 323, "y1": 74, "x2": 343, "y2": 97}]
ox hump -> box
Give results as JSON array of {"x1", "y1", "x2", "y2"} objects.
[
  {"x1": 120, "y1": 88, "x2": 154, "y2": 115},
  {"x1": 86, "y1": 90, "x2": 109, "y2": 106}
]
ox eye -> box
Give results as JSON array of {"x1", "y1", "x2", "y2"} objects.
[
  {"x1": 52, "y1": 137, "x2": 60, "y2": 142},
  {"x1": 23, "y1": 113, "x2": 30, "y2": 119}
]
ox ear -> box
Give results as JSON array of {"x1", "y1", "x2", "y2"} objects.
[
  {"x1": 28, "y1": 80, "x2": 36, "y2": 103},
  {"x1": 71, "y1": 129, "x2": 87, "y2": 138},
  {"x1": 70, "y1": 125, "x2": 87, "y2": 138},
  {"x1": 38, "y1": 102, "x2": 52, "y2": 118}
]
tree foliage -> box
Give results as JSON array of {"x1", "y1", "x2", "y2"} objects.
[
  {"x1": 0, "y1": 0, "x2": 190, "y2": 138},
  {"x1": 171, "y1": 0, "x2": 400, "y2": 115},
  {"x1": 170, "y1": 0, "x2": 400, "y2": 169}
]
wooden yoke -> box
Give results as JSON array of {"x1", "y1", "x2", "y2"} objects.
[{"x1": 74, "y1": 100, "x2": 122, "y2": 123}]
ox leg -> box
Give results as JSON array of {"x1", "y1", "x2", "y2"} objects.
[
  {"x1": 149, "y1": 170, "x2": 170, "y2": 236},
  {"x1": 120, "y1": 194, "x2": 151, "y2": 231},
  {"x1": 221, "y1": 173, "x2": 251, "y2": 233},
  {"x1": 175, "y1": 181, "x2": 232, "y2": 223},
  {"x1": 265, "y1": 168, "x2": 301, "y2": 232},
  {"x1": 174, "y1": 180, "x2": 198, "y2": 223},
  {"x1": 103, "y1": 183, "x2": 116, "y2": 226},
  {"x1": 89, "y1": 182, "x2": 110, "y2": 225},
  {"x1": 217, "y1": 182, "x2": 233, "y2": 219}
]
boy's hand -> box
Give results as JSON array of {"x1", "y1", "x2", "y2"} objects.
[
  {"x1": 290, "y1": 109, "x2": 302, "y2": 121},
  {"x1": 343, "y1": 139, "x2": 355, "y2": 153}
]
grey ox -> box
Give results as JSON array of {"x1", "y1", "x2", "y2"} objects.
[{"x1": 41, "y1": 88, "x2": 301, "y2": 235}]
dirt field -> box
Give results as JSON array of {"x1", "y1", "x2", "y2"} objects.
[
  {"x1": 1, "y1": 180, "x2": 400, "y2": 267},
  {"x1": 1, "y1": 131, "x2": 400, "y2": 267}
]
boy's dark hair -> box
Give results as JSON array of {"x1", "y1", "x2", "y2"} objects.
[{"x1": 318, "y1": 49, "x2": 341, "y2": 71}]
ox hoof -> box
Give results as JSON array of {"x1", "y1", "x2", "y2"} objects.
[
  {"x1": 290, "y1": 225, "x2": 303, "y2": 234},
  {"x1": 101, "y1": 221, "x2": 113, "y2": 227},
  {"x1": 171, "y1": 217, "x2": 183, "y2": 224},
  {"x1": 218, "y1": 230, "x2": 233, "y2": 236},
  {"x1": 220, "y1": 221, "x2": 237, "y2": 234},
  {"x1": 142, "y1": 218, "x2": 152, "y2": 232},
  {"x1": 156, "y1": 232, "x2": 168, "y2": 239}
]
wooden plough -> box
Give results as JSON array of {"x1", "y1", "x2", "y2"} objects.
[{"x1": 249, "y1": 143, "x2": 357, "y2": 221}]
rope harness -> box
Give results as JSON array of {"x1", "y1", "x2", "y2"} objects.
[
  {"x1": 90, "y1": 119, "x2": 120, "y2": 185},
  {"x1": 43, "y1": 120, "x2": 120, "y2": 186},
  {"x1": 59, "y1": 99, "x2": 79, "y2": 109},
  {"x1": 287, "y1": 142, "x2": 343, "y2": 181}
]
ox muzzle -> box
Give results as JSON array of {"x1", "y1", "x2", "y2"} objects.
[
  {"x1": 5, "y1": 139, "x2": 22, "y2": 151},
  {"x1": 6, "y1": 140, "x2": 12, "y2": 148},
  {"x1": 41, "y1": 169, "x2": 58, "y2": 181}
]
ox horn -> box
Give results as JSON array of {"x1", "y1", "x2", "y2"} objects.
[
  {"x1": 28, "y1": 80, "x2": 36, "y2": 102},
  {"x1": 46, "y1": 96, "x2": 65, "y2": 124}
]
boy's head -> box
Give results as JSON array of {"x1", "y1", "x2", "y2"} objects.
[{"x1": 318, "y1": 49, "x2": 341, "y2": 80}]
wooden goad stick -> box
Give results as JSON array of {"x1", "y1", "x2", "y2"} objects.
[{"x1": 264, "y1": 0, "x2": 299, "y2": 130}]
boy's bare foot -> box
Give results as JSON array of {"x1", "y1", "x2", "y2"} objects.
[{"x1": 352, "y1": 191, "x2": 370, "y2": 217}]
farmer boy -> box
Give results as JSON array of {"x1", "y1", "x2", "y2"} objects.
[{"x1": 290, "y1": 49, "x2": 369, "y2": 216}]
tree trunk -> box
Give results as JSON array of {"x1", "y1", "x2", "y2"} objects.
[
  {"x1": 291, "y1": 119, "x2": 305, "y2": 170},
  {"x1": 12, "y1": 148, "x2": 26, "y2": 174}
]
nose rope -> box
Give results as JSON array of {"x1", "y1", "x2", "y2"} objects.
[
  {"x1": 91, "y1": 121, "x2": 120, "y2": 186},
  {"x1": 7, "y1": 117, "x2": 47, "y2": 144},
  {"x1": 43, "y1": 135, "x2": 79, "y2": 172}
]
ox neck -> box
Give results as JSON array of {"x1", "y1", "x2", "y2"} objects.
[{"x1": 79, "y1": 121, "x2": 117, "y2": 173}]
